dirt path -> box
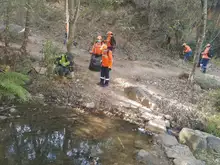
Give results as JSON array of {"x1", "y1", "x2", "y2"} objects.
[{"x1": 18, "y1": 34, "x2": 219, "y2": 130}]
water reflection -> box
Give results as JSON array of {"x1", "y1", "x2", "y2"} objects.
[{"x1": 0, "y1": 106, "x2": 152, "y2": 165}]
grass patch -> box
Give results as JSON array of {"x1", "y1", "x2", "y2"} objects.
[{"x1": 206, "y1": 114, "x2": 220, "y2": 137}]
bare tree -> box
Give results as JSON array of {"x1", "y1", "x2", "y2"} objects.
[
  {"x1": 65, "y1": 0, "x2": 69, "y2": 44},
  {"x1": 67, "y1": 0, "x2": 80, "y2": 53},
  {"x1": 20, "y1": 0, "x2": 31, "y2": 54},
  {"x1": 188, "y1": 0, "x2": 208, "y2": 83},
  {"x1": 4, "y1": 0, "x2": 10, "y2": 47}
]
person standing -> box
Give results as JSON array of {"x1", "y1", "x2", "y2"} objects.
[
  {"x1": 182, "y1": 43, "x2": 192, "y2": 62},
  {"x1": 105, "y1": 31, "x2": 116, "y2": 51},
  {"x1": 200, "y1": 44, "x2": 213, "y2": 73},
  {"x1": 98, "y1": 44, "x2": 113, "y2": 87}
]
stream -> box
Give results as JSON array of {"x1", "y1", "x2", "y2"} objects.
[{"x1": 0, "y1": 104, "x2": 162, "y2": 165}]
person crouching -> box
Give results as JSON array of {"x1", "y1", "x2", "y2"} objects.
[{"x1": 98, "y1": 44, "x2": 113, "y2": 87}]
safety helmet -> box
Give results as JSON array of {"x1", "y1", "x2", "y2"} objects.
[
  {"x1": 107, "y1": 31, "x2": 113, "y2": 35},
  {"x1": 206, "y1": 43, "x2": 211, "y2": 47},
  {"x1": 182, "y1": 43, "x2": 186, "y2": 46},
  {"x1": 97, "y1": 36, "x2": 102, "y2": 40}
]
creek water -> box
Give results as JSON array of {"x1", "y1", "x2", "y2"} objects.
[{"x1": 0, "y1": 104, "x2": 154, "y2": 165}]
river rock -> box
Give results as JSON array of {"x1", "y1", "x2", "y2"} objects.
[
  {"x1": 148, "y1": 118, "x2": 169, "y2": 132},
  {"x1": 164, "y1": 144, "x2": 193, "y2": 159},
  {"x1": 158, "y1": 134, "x2": 178, "y2": 147},
  {"x1": 173, "y1": 157, "x2": 206, "y2": 165},
  {"x1": 207, "y1": 136, "x2": 220, "y2": 153},
  {"x1": 136, "y1": 149, "x2": 162, "y2": 165},
  {"x1": 179, "y1": 128, "x2": 210, "y2": 152}
]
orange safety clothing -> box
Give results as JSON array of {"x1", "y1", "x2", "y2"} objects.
[
  {"x1": 91, "y1": 42, "x2": 103, "y2": 55},
  {"x1": 202, "y1": 47, "x2": 211, "y2": 59},
  {"x1": 106, "y1": 35, "x2": 112, "y2": 47},
  {"x1": 65, "y1": 23, "x2": 68, "y2": 32},
  {"x1": 184, "y1": 45, "x2": 192, "y2": 53},
  {"x1": 102, "y1": 49, "x2": 113, "y2": 68}
]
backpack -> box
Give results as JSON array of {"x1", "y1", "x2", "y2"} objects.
[
  {"x1": 208, "y1": 48, "x2": 213, "y2": 58},
  {"x1": 110, "y1": 36, "x2": 116, "y2": 47}
]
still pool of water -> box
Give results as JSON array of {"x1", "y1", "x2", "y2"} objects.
[{"x1": 0, "y1": 105, "x2": 153, "y2": 165}]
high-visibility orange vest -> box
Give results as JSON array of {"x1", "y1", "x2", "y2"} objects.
[
  {"x1": 202, "y1": 47, "x2": 210, "y2": 59},
  {"x1": 106, "y1": 35, "x2": 112, "y2": 47},
  {"x1": 184, "y1": 45, "x2": 192, "y2": 53},
  {"x1": 92, "y1": 42, "x2": 102, "y2": 55},
  {"x1": 102, "y1": 50, "x2": 113, "y2": 68}
]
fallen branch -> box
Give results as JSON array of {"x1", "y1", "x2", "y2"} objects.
[{"x1": 117, "y1": 136, "x2": 125, "y2": 149}]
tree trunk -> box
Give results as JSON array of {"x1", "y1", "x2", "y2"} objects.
[
  {"x1": 20, "y1": 0, "x2": 31, "y2": 54},
  {"x1": 67, "y1": 0, "x2": 80, "y2": 53},
  {"x1": 65, "y1": 0, "x2": 69, "y2": 45},
  {"x1": 188, "y1": 0, "x2": 207, "y2": 83},
  {"x1": 4, "y1": 0, "x2": 10, "y2": 47}
]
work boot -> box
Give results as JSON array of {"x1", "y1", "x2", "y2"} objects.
[
  {"x1": 97, "y1": 79, "x2": 104, "y2": 86},
  {"x1": 104, "y1": 80, "x2": 109, "y2": 87}
]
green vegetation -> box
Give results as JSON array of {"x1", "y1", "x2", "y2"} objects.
[
  {"x1": 0, "y1": 71, "x2": 30, "y2": 102},
  {"x1": 43, "y1": 40, "x2": 61, "y2": 76},
  {"x1": 206, "y1": 114, "x2": 220, "y2": 137}
]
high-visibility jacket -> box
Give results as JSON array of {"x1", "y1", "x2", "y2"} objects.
[
  {"x1": 106, "y1": 35, "x2": 112, "y2": 47},
  {"x1": 59, "y1": 54, "x2": 70, "y2": 67},
  {"x1": 102, "y1": 50, "x2": 113, "y2": 68},
  {"x1": 184, "y1": 45, "x2": 192, "y2": 53},
  {"x1": 202, "y1": 47, "x2": 211, "y2": 59},
  {"x1": 92, "y1": 42, "x2": 102, "y2": 55}
]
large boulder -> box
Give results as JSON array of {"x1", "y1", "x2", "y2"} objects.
[
  {"x1": 136, "y1": 149, "x2": 163, "y2": 165},
  {"x1": 179, "y1": 128, "x2": 209, "y2": 151},
  {"x1": 207, "y1": 136, "x2": 220, "y2": 153},
  {"x1": 179, "y1": 128, "x2": 220, "y2": 153},
  {"x1": 158, "y1": 133, "x2": 178, "y2": 147},
  {"x1": 173, "y1": 157, "x2": 205, "y2": 165},
  {"x1": 164, "y1": 144, "x2": 194, "y2": 159}
]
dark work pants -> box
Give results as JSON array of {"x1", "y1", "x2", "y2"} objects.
[
  {"x1": 100, "y1": 66, "x2": 110, "y2": 85},
  {"x1": 200, "y1": 58, "x2": 209, "y2": 73}
]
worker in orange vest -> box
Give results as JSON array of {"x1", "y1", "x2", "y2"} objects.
[
  {"x1": 89, "y1": 36, "x2": 103, "y2": 71},
  {"x1": 200, "y1": 44, "x2": 213, "y2": 73},
  {"x1": 97, "y1": 44, "x2": 113, "y2": 87},
  {"x1": 105, "y1": 31, "x2": 116, "y2": 51},
  {"x1": 182, "y1": 43, "x2": 192, "y2": 62}
]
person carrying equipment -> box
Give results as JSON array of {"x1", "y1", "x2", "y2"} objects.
[
  {"x1": 105, "y1": 31, "x2": 116, "y2": 51},
  {"x1": 97, "y1": 44, "x2": 113, "y2": 87},
  {"x1": 200, "y1": 43, "x2": 213, "y2": 73},
  {"x1": 182, "y1": 43, "x2": 192, "y2": 62},
  {"x1": 54, "y1": 52, "x2": 74, "y2": 77},
  {"x1": 89, "y1": 36, "x2": 103, "y2": 71}
]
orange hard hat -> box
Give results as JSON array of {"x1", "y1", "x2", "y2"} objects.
[
  {"x1": 107, "y1": 31, "x2": 113, "y2": 35},
  {"x1": 97, "y1": 36, "x2": 102, "y2": 40}
]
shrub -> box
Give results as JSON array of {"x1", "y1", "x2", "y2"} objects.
[
  {"x1": 43, "y1": 40, "x2": 61, "y2": 76},
  {"x1": 206, "y1": 114, "x2": 220, "y2": 137},
  {"x1": 0, "y1": 72, "x2": 30, "y2": 102}
]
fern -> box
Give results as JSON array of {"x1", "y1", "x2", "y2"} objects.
[{"x1": 0, "y1": 72, "x2": 30, "y2": 102}]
